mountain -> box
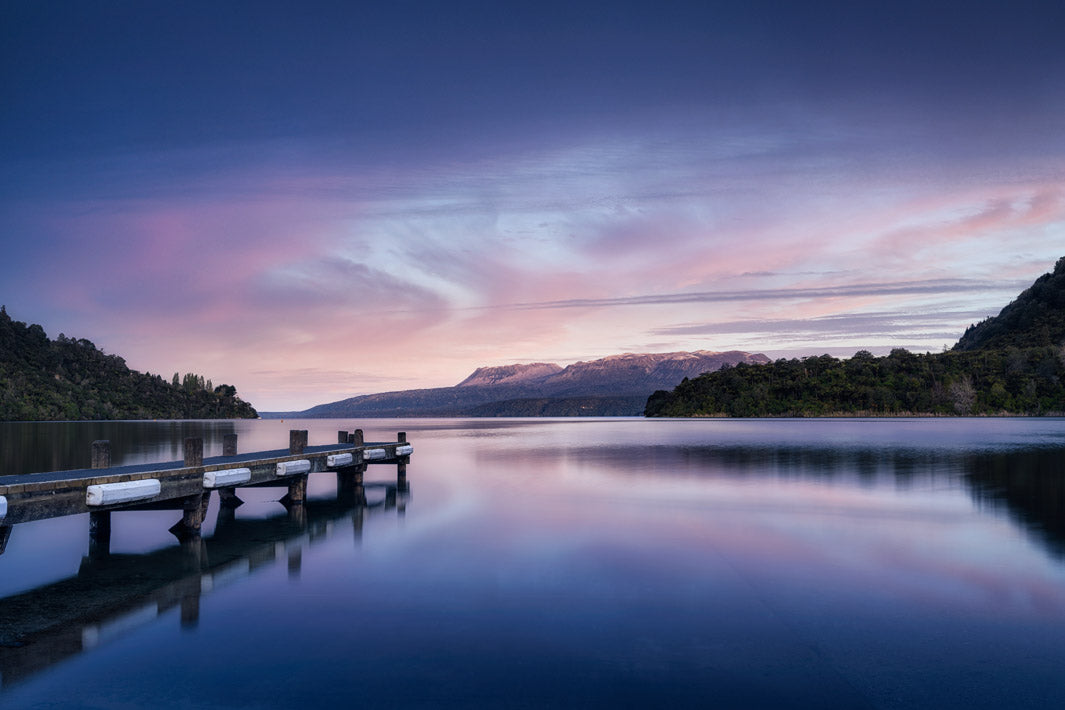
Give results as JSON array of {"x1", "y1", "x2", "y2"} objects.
[
  {"x1": 0, "y1": 307, "x2": 258, "y2": 421},
  {"x1": 536, "y1": 351, "x2": 769, "y2": 395},
  {"x1": 457, "y1": 363, "x2": 563, "y2": 387},
  {"x1": 646, "y1": 257, "x2": 1065, "y2": 417},
  {"x1": 274, "y1": 350, "x2": 769, "y2": 418},
  {"x1": 954, "y1": 257, "x2": 1065, "y2": 351}
]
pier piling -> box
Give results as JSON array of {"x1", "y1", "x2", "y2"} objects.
[
  {"x1": 89, "y1": 440, "x2": 112, "y2": 557},
  {"x1": 289, "y1": 430, "x2": 308, "y2": 455},
  {"x1": 282, "y1": 475, "x2": 308, "y2": 507},
  {"x1": 170, "y1": 493, "x2": 209, "y2": 542},
  {"x1": 397, "y1": 431, "x2": 408, "y2": 487},
  {"x1": 184, "y1": 438, "x2": 203, "y2": 467},
  {"x1": 91, "y1": 440, "x2": 111, "y2": 469}
]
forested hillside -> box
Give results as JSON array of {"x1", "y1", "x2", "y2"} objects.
[
  {"x1": 955, "y1": 257, "x2": 1065, "y2": 351},
  {"x1": 645, "y1": 347, "x2": 1065, "y2": 417},
  {"x1": 0, "y1": 307, "x2": 257, "y2": 420},
  {"x1": 646, "y1": 258, "x2": 1065, "y2": 417}
]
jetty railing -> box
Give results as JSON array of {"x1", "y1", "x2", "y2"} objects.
[{"x1": 0, "y1": 429, "x2": 412, "y2": 555}]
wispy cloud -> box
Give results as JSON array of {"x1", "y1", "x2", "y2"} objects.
[
  {"x1": 494, "y1": 280, "x2": 1027, "y2": 312},
  {"x1": 654, "y1": 309, "x2": 994, "y2": 338}
]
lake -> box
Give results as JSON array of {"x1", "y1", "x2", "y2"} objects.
[{"x1": 2, "y1": 417, "x2": 1065, "y2": 709}]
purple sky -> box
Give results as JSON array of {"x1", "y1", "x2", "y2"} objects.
[{"x1": 2, "y1": 1, "x2": 1063, "y2": 410}]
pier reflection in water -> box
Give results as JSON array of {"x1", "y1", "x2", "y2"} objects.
[{"x1": 0, "y1": 478, "x2": 407, "y2": 690}]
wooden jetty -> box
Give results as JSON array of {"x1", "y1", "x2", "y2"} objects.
[
  {"x1": 0, "y1": 429, "x2": 412, "y2": 556},
  {"x1": 0, "y1": 479, "x2": 406, "y2": 689}
]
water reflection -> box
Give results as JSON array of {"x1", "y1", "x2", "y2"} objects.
[
  {"x1": 0, "y1": 481, "x2": 407, "y2": 690},
  {"x1": 3, "y1": 418, "x2": 1065, "y2": 709},
  {"x1": 0, "y1": 421, "x2": 240, "y2": 477},
  {"x1": 964, "y1": 449, "x2": 1065, "y2": 560},
  {"x1": 475, "y1": 437, "x2": 1065, "y2": 561}
]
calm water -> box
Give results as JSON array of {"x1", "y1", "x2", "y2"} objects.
[{"x1": 2, "y1": 417, "x2": 1065, "y2": 709}]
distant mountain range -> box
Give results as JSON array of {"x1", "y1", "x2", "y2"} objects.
[{"x1": 264, "y1": 351, "x2": 770, "y2": 418}]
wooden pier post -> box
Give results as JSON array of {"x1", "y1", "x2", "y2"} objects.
[
  {"x1": 289, "y1": 429, "x2": 308, "y2": 455},
  {"x1": 91, "y1": 440, "x2": 111, "y2": 469},
  {"x1": 281, "y1": 431, "x2": 309, "y2": 511},
  {"x1": 353, "y1": 429, "x2": 367, "y2": 480},
  {"x1": 169, "y1": 438, "x2": 209, "y2": 541},
  {"x1": 169, "y1": 494, "x2": 208, "y2": 541},
  {"x1": 89, "y1": 440, "x2": 112, "y2": 559},
  {"x1": 335, "y1": 429, "x2": 364, "y2": 505},
  {"x1": 219, "y1": 433, "x2": 244, "y2": 507},
  {"x1": 184, "y1": 438, "x2": 203, "y2": 467},
  {"x1": 397, "y1": 431, "x2": 408, "y2": 489},
  {"x1": 283, "y1": 475, "x2": 308, "y2": 506}
]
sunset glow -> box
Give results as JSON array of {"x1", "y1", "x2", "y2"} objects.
[{"x1": 2, "y1": 1, "x2": 1062, "y2": 410}]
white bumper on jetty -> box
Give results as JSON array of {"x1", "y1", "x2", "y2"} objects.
[
  {"x1": 86, "y1": 479, "x2": 161, "y2": 506},
  {"x1": 204, "y1": 467, "x2": 252, "y2": 488},
  {"x1": 276, "y1": 459, "x2": 311, "y2": 477}
]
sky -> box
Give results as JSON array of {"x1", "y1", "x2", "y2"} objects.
[{"x1": 1, "y1": 0, "x2": 1063, "y2": 411}]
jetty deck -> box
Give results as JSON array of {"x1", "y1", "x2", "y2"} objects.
[{"x1": 0, "y1": 429, "x2": 412, "y2": 554}]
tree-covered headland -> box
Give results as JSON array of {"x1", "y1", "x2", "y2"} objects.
[
  {"x1": 646, "y1": 257, "x2": 1065, "y2": 417},
  {"x1": 0, "y1": 307, "x2": 258, "y2": 420}
]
